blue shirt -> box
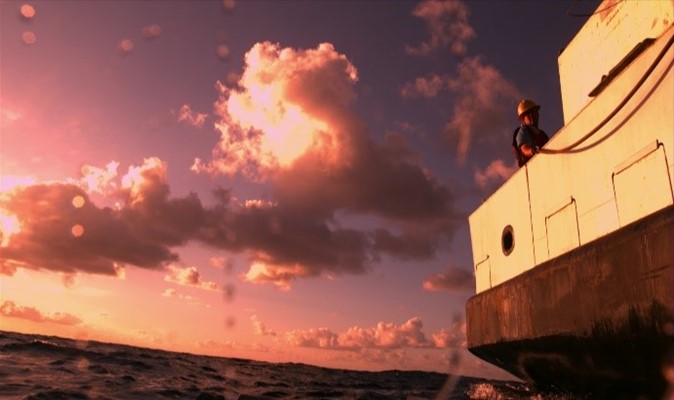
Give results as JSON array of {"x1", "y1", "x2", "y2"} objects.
[{"x1": 516, "y1": 125, "x2": 537, "y2": 149}]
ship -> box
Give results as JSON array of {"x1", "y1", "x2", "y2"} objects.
[{"x1": 465, "y1": 1, "x2": 674, "y2": 398}]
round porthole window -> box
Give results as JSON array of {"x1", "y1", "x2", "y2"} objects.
[{"x1": 501, "y1": 225, "x2": 514, "y2": 256}]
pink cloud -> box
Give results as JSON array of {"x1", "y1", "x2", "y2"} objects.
[
  {"x1": 164, "y1": 264, "x2": 218, "y2": 291},
  {"x1": 0, "y1": 150, "x2": 457, "y2": 290},
  {"x1": 0, "y1": 158, "x2": 203, "y2": 276},
  {"x1": 193, "y1": 41, "x2": 355, "y2": 179},
  {"x1": 432, "y1": 319, "x2": 467, "y2": 348},
  {"x1": 0, "y1": 300, "x2": 82, "y2": 326},
  {"x1": 400, "y1": 74, "x2": 445, "y2": 99},
  {"x1": 422, "y1": 266, "x2": 474, "y2": 292},
  {"x1": 188, "y1": 41, "x2": 461, "y2": 289},
  {"x1": 474, "y1": 159, "x2": 517, "y2": 189},
  {"x1": 442, "y1": 57, "x2": 520, "y2": 164},
  {"x1": 79, "y1": 161, "x2": 119, "y2": 195},
  {"x1": 251, "y1": 315, "x2": 277, "y2": 336},
  {"x1": 177, "y1": 104, "x2": 208, "y2": 128},
  {"x1": 279, "y1": 316, "x2": 463, "y2": 351},
  {"x1": 405, "y1": 0, "x2": 475, "y2": 57}
]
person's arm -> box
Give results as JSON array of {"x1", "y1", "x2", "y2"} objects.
[
  {"x1": 520, "y1": 143, "x2": 538, "y2": 157},
  {"x1": 516, "y1": 127, "x2": 538, "y2": 157}
]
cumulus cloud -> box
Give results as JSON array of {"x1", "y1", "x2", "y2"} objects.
[
  {"x1": 193, "y1": 41, "x2": 354, "y2": 178},
  {"x1": 474, "y1": 159, "x2": 517, "y2": 189},
  {"x1": 164, "y1": 264, "x2": 218, "y2": 291},
  {"x1": 251, "y1": 314, "x2": 277, "y2": 336},
  {"x1": 0, "y1": 158, "x2": 203, "y2": 276},
  {"x1": 422, "y1": 266, "x2": 474, "y2": 292},
  {"x1": 1, "y1": 41, "x2": 464, "y2": 289},
  {"x1": 177, "y1": 104, "x2": 208, "y2": 128},
  {"x1": 431, "y1": 319, "x2": 466, "y2": 348},
  {"x1": 79, "y1": 161, "x2": 119, "y2": 194},
  {"x1": 405, "y1": 0, "x2": 475, "y2": 57},
  {"x1": 0, "y1": 300, "x2": 82, "y2": 325},
  {"x1": 189, "y1": 41, "x2": 460, "y2": 289},
  {"x1": 280, "y1": 317, "x2": 464, "y2": 351}
]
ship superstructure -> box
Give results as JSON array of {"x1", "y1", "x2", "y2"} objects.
[{"x1": 466, "y1": 1, "x2": 674, "y2": 397}]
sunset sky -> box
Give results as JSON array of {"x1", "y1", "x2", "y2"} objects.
[{"x1": 0, "y1": 0, "x2": 591, "y2": 379}]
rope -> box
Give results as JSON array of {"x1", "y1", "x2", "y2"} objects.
[{"x1": 539, "y1": 31, "x2": 674, "y2": 155}]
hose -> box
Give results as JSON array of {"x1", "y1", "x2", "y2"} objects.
[{"x1": 539, "y1": 31, "x2": 674, "y2": 155}]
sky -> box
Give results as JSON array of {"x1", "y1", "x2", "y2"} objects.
[{"x1": 0, "y1": 0, "x2": 592, "y2": 379}]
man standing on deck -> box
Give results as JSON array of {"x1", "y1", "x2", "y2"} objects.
[{"x1": 514, "y1": 99, "x2": 549, "y2": 167}]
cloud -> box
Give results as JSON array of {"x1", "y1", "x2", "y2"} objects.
[
  {"x1": 193, "y1": 41, "x2": 354, "y2": 179},
  {"x1": 442, "y1": 57, "x2": 520, "y2": 164},
  {"x1": 189, "y1": 41, "x2": 460, "y2": 289},
  {"x1": 0, "y1": 300, "x2": 82, "y2": 325},
  {"x1": 251, "y1": 314, "x2": 277, "y2": 336},
  {"x1": 431, "y1": 319, "x2": 467, "y2": 348},
  {"x1": 400, "y1": 74, "x2": 445, "y2": 99},
  {"x1": 474, "y1": 159, "x2": 517, "y2": 189},
  {"x1": 79, "y1": 161, "x2": 119, "y2": 194},
  {"x1": 164, "y1": 264, "x2": 218, "y2": 291},
  {"x1": 1, "y1": 152, "x2": 456, "y2": 290},
  {"x1": 208, "y1": 256, "x2": 233, "y2": 272},
  {"x1": 176, "y1": 104, "x2": 208, "y2": 128},
  {"x1": 1, "y1": 41, "x2": 462, "y2": 289},
  {"x1": 422, "y1": 266, "x2": 474, "y2": 292},
  {"x1": 281, "y1": 317, "x2": 463, "y2": 351},
  {"x1": 405, "y1": 0, "x2": 475, "y2": 57},
  {"x1": 0, "y1": 158, "x2": 203, "y2": 276},
  {"x1": 161, "y1": 287, "x2": 211, "y2": 308},
  {"x1": 371, "y1": 229, "x2": 437, "y2": 260}
]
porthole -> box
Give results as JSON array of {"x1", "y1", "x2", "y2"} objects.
[{"x1": 501, "y1": 225, "x2": 514, "y2": 256}]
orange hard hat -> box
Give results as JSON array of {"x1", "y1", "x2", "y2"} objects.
[{"x1": 517, "y1": 99, "x2": 540, "y2": 120}]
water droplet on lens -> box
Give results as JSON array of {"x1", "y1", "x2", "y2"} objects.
[
  {"x1": 72, "y1": 195, "x2": 85, "y2": 208},
  {"x1": 22, "y1": 31, "x2": 36, "y2": 45},
  {"x1": 117, "y1": 39, "x2": 134, "y2": 55},
  {"x1": 142, "y1": 24, "x2": 162, "y2": 39},
  {"x1": 71, "y1": 224, "x2": 84, "y2": 237},
  {"x1": 222, "y1": 0, "x2": 236, "y2": 14},
  {"x1": 223, "y1": 284, "x2": 236, "y2": 302},
  {"x1": 216, "y1": 44, "x2": 230, "y2": 60},
  {"x1": 20, "y1": 4, "x2": 36, "y2": 20}
]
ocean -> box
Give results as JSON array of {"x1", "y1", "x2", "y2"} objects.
[{"x1": 0, "y1": 330, "x2": 617, "y2": 400}]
